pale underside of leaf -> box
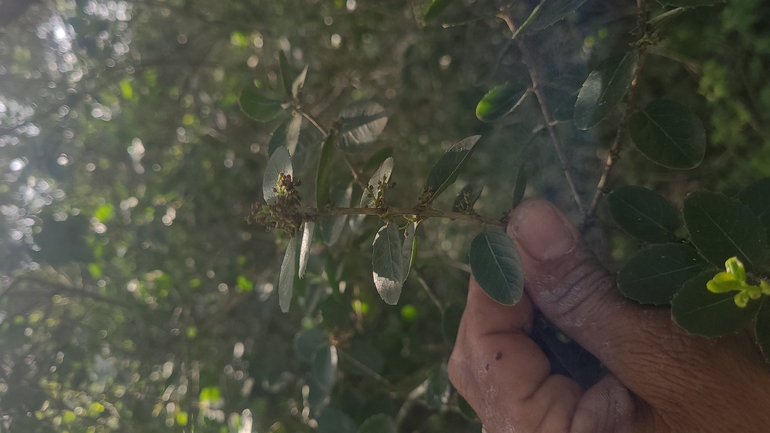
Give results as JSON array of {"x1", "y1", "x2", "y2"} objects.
[
  {"x1": 299, "y1": 222, "x2": 315, "y2": 278},
  {"x1": 372, "y1": 223, "x2": 405, "y2": 305},
  {"x1": 338, "y1": 101, "x2": 388, "y2": 152}
]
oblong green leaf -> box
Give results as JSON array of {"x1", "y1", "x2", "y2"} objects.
[
  {"x1": 240, "y1": 88, "x2": 284, "y2": 122},
  {"x1": 316, "y1": 133, "x2": 337, "y2": 207},
  {"x1": 317, "y1": 407, "x2": 355, "y2": 433},
  {"x1": 279, "y1": 236, "x2": 299, "y2": 313},
  {"x1": 608, "y1": 185, "x2": 681, "y2": 243},
  {"x1": 630, "y1": 99, "x2": 706, "y2": 169},
  {"x1": 372, "y1": 223, "x2": 406, "y2": 305},
  {"x1": 268, "y1": 112, "x2": 302, "y2": 156},
  {"x1": 511, "y1": 164, "x2": 527, "y2": 209},
  {"x1": 279, "y1": 50, "x2": 293, "y2": 96},
  {"x1": 292, "y1": 65, "x2": 309, "y2": 99},
  {"x1": 299, "y1": 222, "x2": 315, "y2": 278},
  {"x1": 338, "y1": 101, "x2": 388, "y2": 152},
  {"x1": 293, "y1": 328, "x2": 328, "y2": 363},
  {"x1": 738, "y1": 177, "x2": 770, "y2": 236},
  {"x1": 360, "y1": 157, "x2": 394, "y2": 210},
  {"x1": 263, "y1": 147, "x2": 293, "y2": 204},
  {"x1": 755, "y1": 298, "x2": 770, "y2": 363},
  {"x1": 442, "y1": 302, "x2": 464, "y2": 346},
  {"x1": 671, "y1": 272, "x2": 761, "y2": 337},
  {"x1": 683, "y1": 191, "x2": 769, "y2": 269},
  {"x1": 358, "y1": 414, "x2": 397, "y2": 433},
  {"x1": 618, "y1": 244, "x2": 711, "y2": 305},
  {"x1": 574, "y1": 51, "x2": 638, "y2": 130},
  {"x1": 423, "y1": 136, "x2": 481, "y2": 203},
  {"x1": 424, "y1": 0, "x2": 453, "y2": 22},
  {"x1": 424, "y1": 363, "x2": 451, "y2": 409},
  {"x1": 529, "y1": 0, "x2": 590, "y2": 31},
  {"x1": 451, "y1": 183, "x2": 483, "y2": 213},
  {"x1": 475, "y1": 83, "x2": 528, "y2": 122},
  {"x1": 469, "y1": 227, "x2": 524, "y2": 305},
  {"x1": 320, "y1": 183, "x2": 353, "y2": 246}
]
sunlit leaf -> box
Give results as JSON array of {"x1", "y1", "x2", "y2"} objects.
[
  {"x1": 738, "y1": 177, "x2": 770, "y2": 236},
  {"x1": 268, "y1": 112, "x2": 302, "y2": 156},
  {"x1": 442, "y1": 303, "x2": 464, "y2": 346},
  {"x1": 299, "y1": 222, "x2": 315, "y2": 278},
  {"x1": 372, "y1": 223, "x2": 406, "y2": 305},
  {"x1": 683, "y1": 191, "x2": 769, "y2": 269},
  {"x1": 755, "y1": 299, "x2": 770, "y2": 363},
  {"x1": 293, "y1": 328, "x2": 328, "y2": 363},
  {"x1": 469, "y1": 227, "x2": 524, "y2": 305},
  {"x1": 511, "y1": 164, "x2": 527, "y2": 209},
  {"x1": 618, "y1": 244, "x2": 711, "y2": 305},
  {"x1": 629, "y1": 100, "x2": 706, "y2": 169},
  {"x1": 574, "y1": 51, "x2": 638, "y2": 130},
  {"x1": 358, "y1": 414, "x2": 397, "y2": 433},
  {"x1": 608, "y1": 185, "x2": 681, "y2": 243},
  {"x1": 423, "y1": 136, "x2": 481, "y2": 203},
  {"x1": 316, "y1": 133, "x2": 337, "y2": 206},
  {"x1": 475, "y1": 83, "x2": 528, "y2": 122},
  {"x1": 424, "y1": 0, "x2": 453, "y2": 23},
  {"x1": 292, "y1": 65, "x2": 309, "y2": 99},
  {"x1": 263, "y1": 147, "x2": 293, "y2": 205},
  {"x1": 338, "y1": 101, "x2": 388, "y2": 152},
  {"x1": 279, "y1": 236, "x2": 298, "y2": 312},
  {"x1": 360, "y1": 157, "x2": 394, "y2": 210},
  {"x1": 529, "y1": 0, "x2": 590, "y2": 31},
  {"x1": 240, "y1": 88, "x2": 284, "y2": 122},
  {"x1": 671, "y1": 272, "x2": 761, "y2": 337},
  {"x1": 317, "y1": 407, "x2": 356, "y2": 433},
  {"x1": 424, "y1": 363, "x2": 451, "y2": 409},
  {"x1": 320, "y1": 182, "x2": 353, "y2": 245}
]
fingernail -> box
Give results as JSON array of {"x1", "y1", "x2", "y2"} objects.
[{"x1": 508, "y1": 200, "x2": 575, "y2": 261}]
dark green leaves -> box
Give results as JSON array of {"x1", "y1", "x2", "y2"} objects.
[
  {"x1": 279, "y1": 236, "x2": 298, "y2": 312},
  {"x1": 358, "y1": 414, "x2": 397, "y2": 433},
  {"x1": 608, "y1": 185, "x2": 681, "y2": 243},
  {"x1": 338, "y1": 101, "x2": 388, "y2": 152},
  {"x1": 683, "y1": 191, "x2": 769, "y2": 269},
  {"x1": 317, "y1": 407, "x2": 355, "y2": 433},
  {"x1": 756, "y1": 299, "x2": 770, "y2": 363},
  {"x1": 511, "y1": 164, "x2": 527, "y2": 209},
  {"x1": 279, "y1": 50, "x2": 293, "y2": 96},
  {"x1": 423, "y1": 136, "x2": 481, "y2": 204},
  {"x1": 263, "y1": 147, "x2": 293, "y2": 204},
  {"x1": 618, "y1": 244, "x2": 711, "y2": 305},
  {"x1": 268, "y1": 112, "x2": 302, "y2": 156},
  {"x1": 451, "y1": 183, "x2": 483, "y2": 213},
  {"x1": 372, "y1": 223, "x2": 414, "y2": 305},
  {"x1": 671, "y1": 272, "x2": 760, "y2": 337},
  {"x1": 424, "y1": 363, "x2": 451, "y2": 409},
  {"x1": 529, "y1": 0, "x2": 590, "y2": 31},
  {"x1": 316, "y1": 133, "x2": 337, "y2": 207},
  {"x1": 574, "y1": 51, "x2": 638, "y2": 130},
  {"x1": 738, "y1": 177, "x2": 770, "y2": 235},
  {"x1": 424, "y1": 0, "x2": 452, "y2": 23},
  {"x1": 629, "y1": 100, "x2": 706, "y2": 169},
  {"x1": 469, "y1": 227, "x2": 524, "y2": 305},
  {"x1": 476, "y1": 83, "x2": 528, "y2": 122},
  {"x1": 240, "y1": 88, "x2": 284, "y2": 122}
]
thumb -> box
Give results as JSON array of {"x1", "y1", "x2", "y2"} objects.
[{"x1": 508, "y1": 199, "x2": 663, "y2": 372}]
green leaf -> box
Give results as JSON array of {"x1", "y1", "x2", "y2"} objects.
[
  {"x1": 424, "y1": 363, "x2": 451, "y2": 409},
  {"x1": 738, "y1": 177, "x2": 770, "y2": 236},
  {"x1": 310, "y1": 345, "x2": 339, "y2": 406},
  {"x1": 755, "y1": 298, "x2": 770, "y2": 363},
  {"x1": 529, "y1": 0, "x2": 590, "y2": 31},
  {"x1": 239, "y1": 88, "x2": 284, "y2": 122},
  {"x1": 279, "y1": 50, "x2": 293, "y2": 97},
  {"x1": 451, "y1": 183, "x2": 483, "y2": 213},
  {"x1": 363, "y1": 147, "x2": 394, "y2": 172},
  {"x1": 358, "y1": 414, "x2": 397, "y2": 433},
  {"x1": 629, "y1": 100, "x2": 706, "y2": 169},
  {"x1": 320, "y1": 183, "x2": 353, "y2": 246},
  {"x1": 423, "y1": 136, "x2": 481, "y2": 203},
  {"x1": 292, "y1": 65, "x2": 309, "y2": 99},
  {"x1": 608, "y1": 185, "x2": 681, "y2": 243},
  {"x1": 511, "y1": 164, "x2": 527, "y2": 209},
  {"x1": 574, "y1": 51, "x2": 638, "y2": 130},
  {"x1": 279, "y1": 236, "x2": 299, "y2": 313},
  {"x1": 268, "y1": 112, "x2": 302, "y2": 157},
  {"x1": 316, "y1": 133, "x2": 337, "y2": 207},
  {"x1": 299, "y1": 222, "x2": 315, "y2": 278},
  {"x1": 658, "y1": 0, "x2": 724, "y2": 6},
  {"x1": 671, "y1": 272, "x2": 761, "y2": 337},
  {"x1": 618, "y1": 244, "x2": 711, "y2": 305},
  {"x1": 372, "y1": 223, "x2": 407, "y2": 305},
  {"x1": 683, "y1": 191, "x2": 769, "y2": 269},
  {"x1": 475, "y1": 83, "x2": 528, "y2": 122},
  {"x1": 442, "y1": 302, "x2": 464, "y2": 346},
  {"x1": 317, "y1": 408, "x2": 356, "y2": 433},
  {"x1": 457, "y1": 395, "x2": 478, "y2": 421},
  {"x1": 469, "y1": 227, "x2": 525, "y2": 305},
  {"x1": 360, "y1": 157, "x2": 394, "y2": 210},
  {"x1": 424, "y1": 0, "x2": 453, "y2": 23},
  {"x1": 293, "y1": 328, "x2": 328, "y2": 363},
  {"x1": 338, "y1": 101, "x2": 388, "y2": 152},
  {"x1": 263, "y1": 146, "x2": 293, "y2": 205}
]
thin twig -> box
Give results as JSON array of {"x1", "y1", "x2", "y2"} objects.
[
  {"x1": 304, "y1": 206, "x2": 505, "y2": 227},
  {"x1": 415, "y1": 272, "x2": 443, "y2": 311},
  {"x1": 582, "y1": 0, "x2": 650, "y2": 228},
  {"x1": 300, "y1": 110, "x2": 328, "y2": 137},
  {"x1": 499, "y1": 11, "x2": 586, "y2": 214}
]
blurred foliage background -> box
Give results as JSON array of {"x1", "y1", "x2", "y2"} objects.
[{"x1": 0, "y1": 0, "x2": 769, "y2": 431}]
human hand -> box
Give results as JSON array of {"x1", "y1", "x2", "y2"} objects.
[{"x1": 448, "y1": 199, "x2": 770, "y2": 432}]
